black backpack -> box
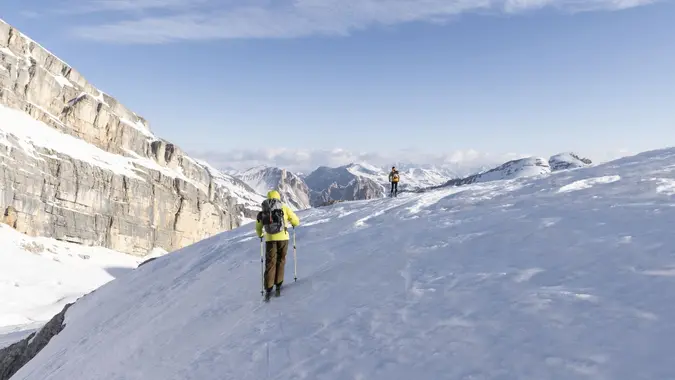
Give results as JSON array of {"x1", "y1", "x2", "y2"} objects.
[{"x1": 258, "y1": 198, "x2": 285, "y2": 234}]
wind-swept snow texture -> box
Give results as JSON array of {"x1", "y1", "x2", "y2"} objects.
[{"x1": 12, "y1": 148, "x2": 675, "y2": 380}]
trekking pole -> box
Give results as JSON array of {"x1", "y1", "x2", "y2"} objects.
[
  {"x1": 293, "y1": 227, "x2": 297, "y2": 282},
  {"x1": 260, "y1": 237, "x2": 264, "y2": 295}
]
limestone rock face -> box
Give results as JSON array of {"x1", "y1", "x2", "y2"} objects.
[{"x1": 0, "y1": 19, "x2": 263, "y2": 256}]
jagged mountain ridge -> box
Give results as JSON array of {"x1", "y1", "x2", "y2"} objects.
[
  {"x1": 303, "y1": 164, "x2": 385, "y2": 206},
  {"x1": 232, "y1": 162, "x2": 469, "y2": 208},
  {"x1": 230, "y1": 154, "x2": 591, "y2": 207},
  {"x1": 421, "y1": 152, "x2": 592, "y2": 191},
  {"x1": 237, "y1": 166, "x2": 310, "y2": 210},
  {"x1": 0, "y1": 19, "x2": 263, "y2": 256}
]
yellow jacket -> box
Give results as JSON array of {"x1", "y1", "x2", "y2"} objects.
[{"x1": 255, "y1": 190, "x2": 300, "y2": 241}]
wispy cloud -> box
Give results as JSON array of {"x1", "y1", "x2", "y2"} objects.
[
  {"x1": 192, "y1": 147, "x2": 526, "y2": 174},
  {"x1": 66, "y1": 0, "x2": 660, "y2": 44},
  {"x1": 60, "y1": 0, "x2": 212, "y2": 14}
]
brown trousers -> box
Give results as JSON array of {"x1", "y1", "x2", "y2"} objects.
[{"x1": 265, "y1": 240, "x2": 289, "y2": 290}]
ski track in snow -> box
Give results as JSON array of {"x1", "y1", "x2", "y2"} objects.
[{"x1": 11, "y1": 147, "x2": 675, "y2": 380}]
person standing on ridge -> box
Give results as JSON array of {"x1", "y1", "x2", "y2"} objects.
[
  {"x1": 388, "y1": 166, "x2": 400, "y2": 197},
  {"x1": 256, "y1": 190, "x2": 300, "y2": 301}
]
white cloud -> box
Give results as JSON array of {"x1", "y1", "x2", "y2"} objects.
[
  {"x1": 191, "y1": 147, "x2": 526, "y2": 174},
  {"x1": 66, "y1": 0, "x2": 659, "y2": 44}
]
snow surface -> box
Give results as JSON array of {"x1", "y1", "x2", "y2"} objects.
[
  {"x1": 0, "y1": 46, "x2": 17, "y2": 59},
  {"x1": 558, "y1": 175, "x2": 621, "y2": 193},
  {"x1": 52, "y1": 74, "x2": 73, "y2": 88},
  {"x1": 119, "y1": 117, "x2": 154, "y2": 139},
  {"x1": 11, "y1": 147, "x2": 675, "y2": 380},
  {"x1": 476, "y1": 156, "x2": 551, "y2": 182},
  {"x1": 0, "y1": 225, "x2": 142, "y2": 335}
]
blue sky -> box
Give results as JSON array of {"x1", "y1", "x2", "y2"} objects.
[{"x1": 2, "y1": 0, "x2": 674, "y2": 171}]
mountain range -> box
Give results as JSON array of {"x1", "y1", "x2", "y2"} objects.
[{"x1": 227, "y1": 153, "x2": 593, "y2": 207}]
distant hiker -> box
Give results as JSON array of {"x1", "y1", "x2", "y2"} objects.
[
  {"x1": 388, "y1": 166, "x2": 400, "y2": 197},
  {"x1": 256, "y1": 190, "x2": 300, "y2": 300}
]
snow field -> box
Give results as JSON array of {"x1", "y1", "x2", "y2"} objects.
[
  {"x1": 9, "y1": 147, "x2": 675, "y2": 380},
  {"x1": 0, "y1": 224, "x2": 142, "y2": 336}
]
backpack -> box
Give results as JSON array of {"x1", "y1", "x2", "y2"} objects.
[{"x1": 258, "y1": 198, "x2": 285, "y2": 234}]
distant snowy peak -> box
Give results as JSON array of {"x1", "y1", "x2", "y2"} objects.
[
  {"x1": 304, "y1": 165, "x2": 357, "y2": 191},
  {"x1": 235, "y1": 166, "x2": 311, "y2": 210},
  {"x1": 304, "y1": 165, "x2": 384, "y2": 206},
  {"x1": 317, "y1": 162, "x2": 456, "y2": 190},
  {"x1": 301, "y1": 161, "x2": 466, "y2": 205},
  {"x1": 345, "y1": 162, "x2": 384, "y2": 177},
  {"x1": 444, "y1": 157, "x2": 551, "y2": 187},
  {"x1": 549, "y1": 152, "x2": 592, "y2": 171}
]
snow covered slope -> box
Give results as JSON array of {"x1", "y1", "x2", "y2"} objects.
[
  {"x1": 550, "y1": 152, "x2": 593, "y2": 171},
  {"x1": 11, "y1": 147, "x2": 675, "y2": 380},
  {"x1": 0, "y1": 224, "x2": 141, "y2": 334},
  {"x1": 235, "y1": 166, "x2": 311, "y2": 210},
  {"x1": 436, "y1": 156, "x2": 551, "y2": 188}
]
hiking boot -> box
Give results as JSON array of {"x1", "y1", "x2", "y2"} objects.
[
  {"x1": 275, "y1": 283, "x2": 282, "y2": 297},
  {"x1": 264, "y1": 288, "x2": 273, "y2": 302}
]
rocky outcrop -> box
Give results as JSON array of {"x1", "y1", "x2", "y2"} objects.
[
  {"x1": 236, "y1": 166, "x2": 311, "y2": 210},
  {"x1": 549, "y1": 152, "x2": 592, "y2": 171},
  {"x1": 0, "y1": 303, "x2": 72, "y2": 380},
  {"x1": 0, "y1": 19, "x2": 263, "y2": 255}
]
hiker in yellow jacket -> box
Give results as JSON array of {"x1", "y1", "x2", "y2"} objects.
[
  {"x1": 255, "y1": 190, "x2": 300, "y2": 299},
  {"x1": 388, "y1": 166, "x2": 400, "y2": 197}
]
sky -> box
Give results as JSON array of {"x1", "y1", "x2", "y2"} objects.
[{"x1": 2, "y1": 0, "x2": 674, "y2": 172}]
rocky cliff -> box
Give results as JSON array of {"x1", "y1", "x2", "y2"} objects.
[{"x1": 0, "y1": 19, "x2": 263, "y2": 256}]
